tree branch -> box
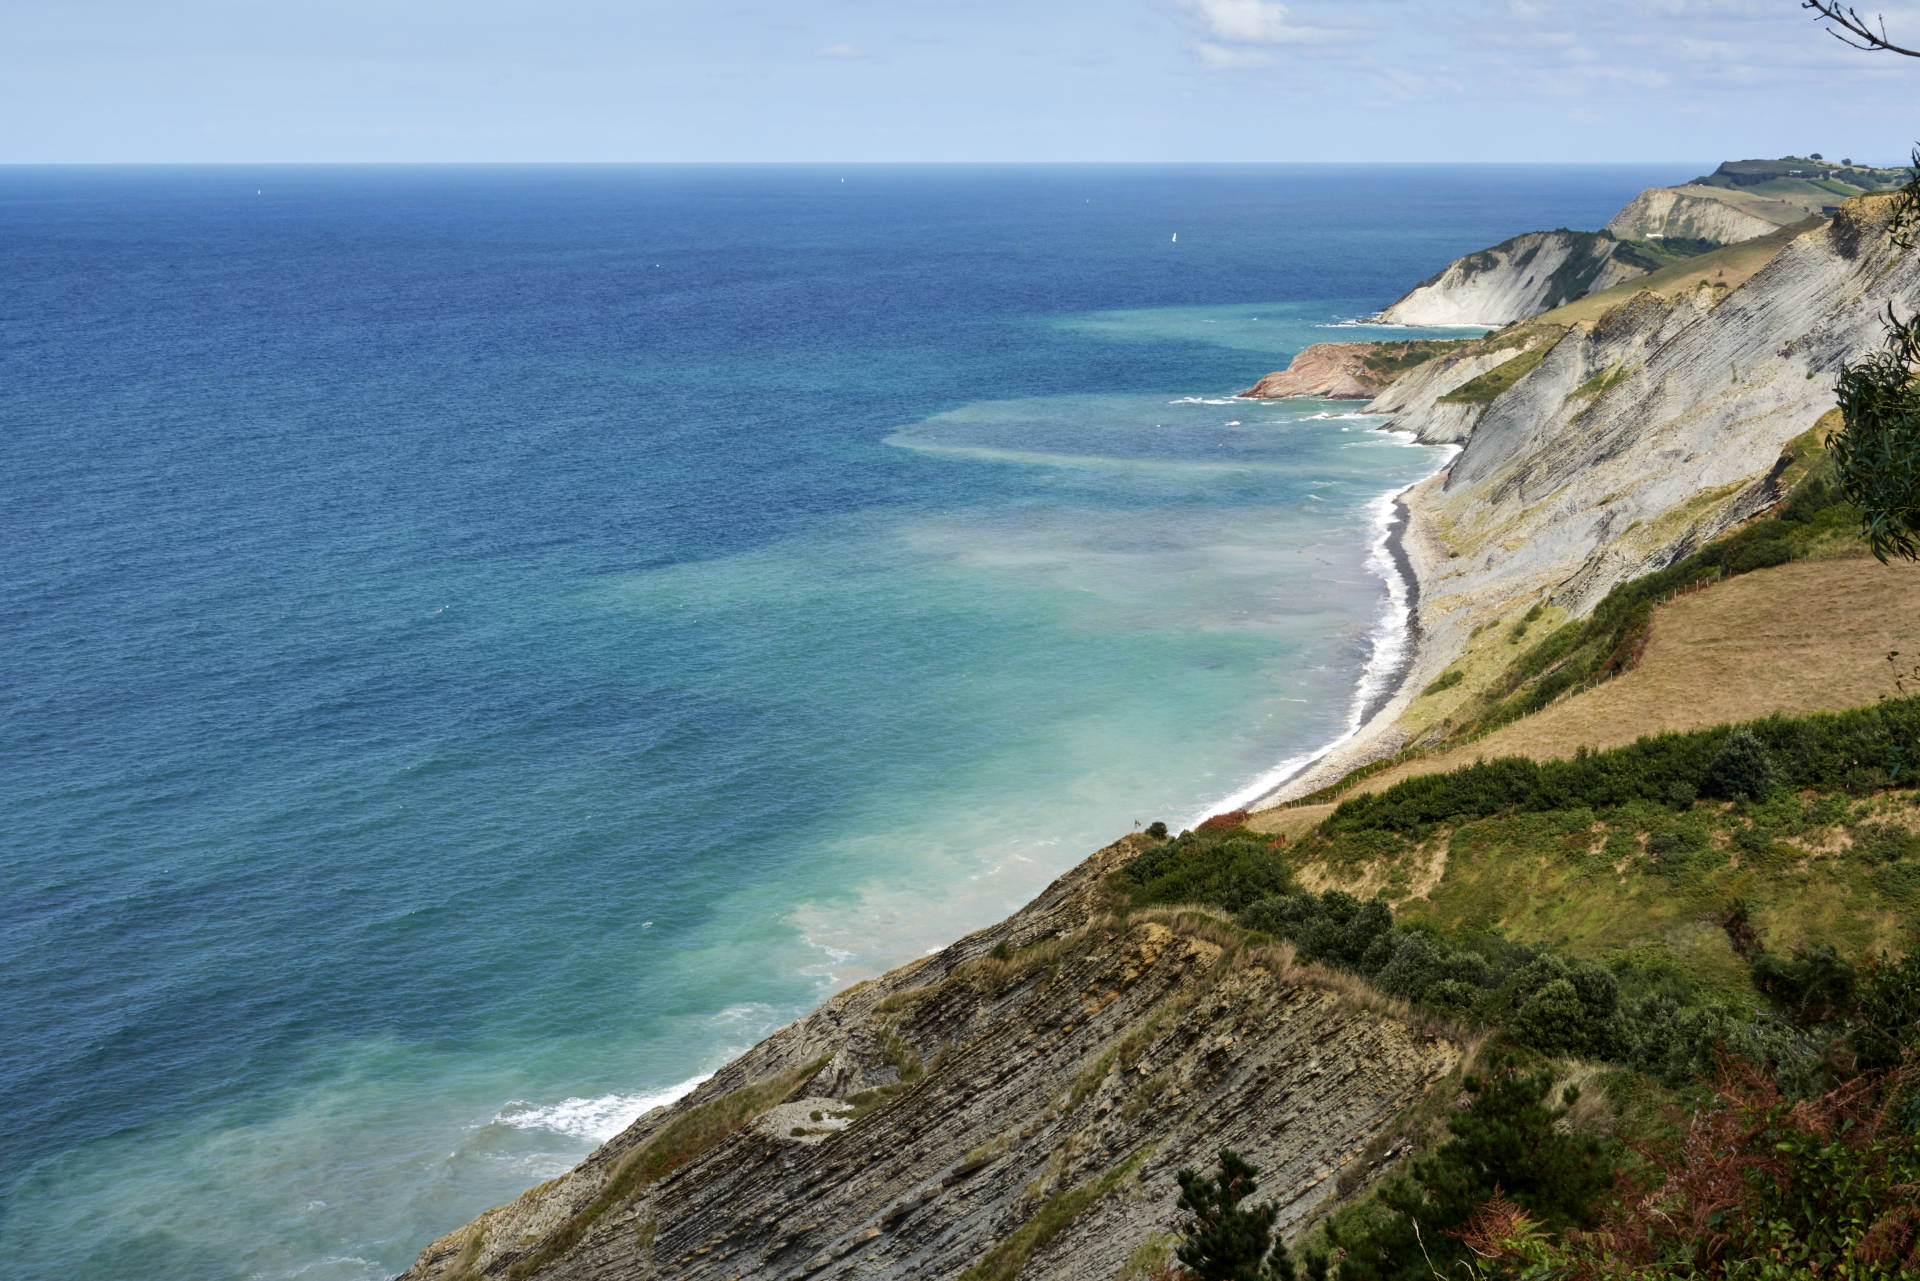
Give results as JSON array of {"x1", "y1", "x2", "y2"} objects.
[{"x1": 1802, "y1": 1, "x2": 1920, "y2": 56}]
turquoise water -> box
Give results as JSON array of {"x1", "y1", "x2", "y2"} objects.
[{"x1": 0, "y1": 165, "x2": 1683, "y2": 1278}]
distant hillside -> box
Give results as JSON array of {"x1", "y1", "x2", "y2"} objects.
[
  {"x1": 1379, "y1": 153, "x2": 1908, "y2": 327},
  {"x1": 1608, "y1": 157, "x2": 1908, "y2": 243},
  {"x1": 1375, "y1": 228, "x2": 1704, "y2": 327},
  {"x1": 1690, "y1": 155, "x2": 1907, "y2": 194}
]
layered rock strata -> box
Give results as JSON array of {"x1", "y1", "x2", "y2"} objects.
[
  {"x1": 1238, "y1": 341, "x2": 1401, "y2": 399},
  {"x1": 398, "y1": 838, "x2": 1457, "y2": 1281},
  {"x1": 1376, "y1": 230, "x2": 1647, "y2": 327}
]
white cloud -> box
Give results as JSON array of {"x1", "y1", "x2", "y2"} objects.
[
  {"x1": 1175, "y1": 0, "x2": 1344, "y2": 45},
  {"x1": 1193, "y1": 40, "x2": 1276, "y2": 67},
  {"x1": 816, "y1": 43, "x2": 865, "y2": 59},
  {"x1": 1372, "y1": 66, "x2": 1463, "y2": 100}
]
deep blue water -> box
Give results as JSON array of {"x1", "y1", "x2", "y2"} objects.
[{"x1": 0, "y1": 164, "x2": 1687, "y2": 1279}]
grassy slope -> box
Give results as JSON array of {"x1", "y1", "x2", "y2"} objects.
[
  {"x1": 1233, "y1": 429, "x2": 1920, "y2": 999},
  {"x1": 1521, "y1": 215, "x2": 1822, "y2": 329}
]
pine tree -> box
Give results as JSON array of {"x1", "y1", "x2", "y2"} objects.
[{"x1": 1172, "y1": 1149, "x2": 1295, "y2": 1281}]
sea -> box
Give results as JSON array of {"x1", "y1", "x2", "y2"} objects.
[{"x1": 0, "y1": 164, "x2": 1684, "y2": 1280}]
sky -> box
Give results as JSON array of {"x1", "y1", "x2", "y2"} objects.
[{"x1": 2, "y1": 0, "x2": 1918, "y2": 163}]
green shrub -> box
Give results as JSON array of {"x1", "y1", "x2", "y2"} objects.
[
  {"x1": 1120, "y1": 828, "x2": 1293, "y2": 914},
  {"x1": 1324, "y1": 1059, "x2": 1613, "y2": 1281},
  {"x1": 1702, "y1": 726, "x2": 1781, "y2": 799},
  {"x1": 1325, "y1": 699, "x2": 1920, "y2": 837}
]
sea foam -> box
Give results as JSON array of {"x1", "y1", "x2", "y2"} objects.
[
  {"x1": 491, "y1": 1075, "x2": 711, "y2": 1144},
  {"x1": 1193, "y1": 440, "x2": 1462, "y2": 821}
]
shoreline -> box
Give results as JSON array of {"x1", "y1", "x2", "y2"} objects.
[
  {"x1": 1361, "y1": 486, "x2": 1424, "y2": 730},
  {"x1": 1211, "y1": 428, "x2": 1454, "y2": 819}
]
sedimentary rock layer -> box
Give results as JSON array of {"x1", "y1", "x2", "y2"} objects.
[{"x1": 397, "y1": 839, "x2": 1456, "y2": 1281}]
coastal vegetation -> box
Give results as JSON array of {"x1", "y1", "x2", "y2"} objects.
[
  {"x1": 1437, "y1": 338, "x2": 1559, "y2": 406},
  {"x1": 1353, "y1": 339, "x2": 1473, "y2": 383},
  {"x1": 1828, "y1": 156, "x2": 1920, "y2": 561},
  {"x1": 1127, "y1": 693, "x2": 1920, "y2": 1278}
]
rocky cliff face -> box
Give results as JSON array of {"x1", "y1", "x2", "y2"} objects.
[
  {"x1": 1237, "y1": 341, "x2": 1469, "y2": 400},
  {"x1": 398, "y1": 838, "x2": 1457, "y2": 1281},
  {"x1": 1239, "y1": 342, "x2": 1395, "y2": 399},
  {"x1": 1376, "y1": 230, "x2": 1646, "y2": 327},
  {"x1": 1603, "y1": 186, "x2": 1780, "y2": 245},
  {"x1": 1263, "y1": 194, "x2": 1918, "y2": 803},
  {"x1": 1419, "y1": 197, "x2": 1913, "y2": 623}
]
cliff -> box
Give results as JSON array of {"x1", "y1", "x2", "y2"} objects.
[
  {"x1": 1375, "y1": 229, "x2": 1646, "y2": 327},
  {"x1": 398, "y1": 837, "x2": 1455, "y2": 1281},
  {"x1": 1267, "y1": 193, "x2": 1919, "y2": 802},
  {"x1": 1237, "y1": 340, "x2": 1468, "y2": 400},
  {"x1": 1603, "y1": 185, "x2": 1781, "y2": 244},
  {"x1": 1377, "y1": 156, "x2": 1902, "y2": 329}
]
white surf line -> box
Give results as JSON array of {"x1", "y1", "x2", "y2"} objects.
[
  {"x1": 1186, "y1": 439, "x2": 1462, "y2": 826},
  {"x1": 491, "y1": 1073, "x2": 714, "y2": 1144}
]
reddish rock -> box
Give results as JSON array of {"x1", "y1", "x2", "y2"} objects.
[{"x1": 1239, "y1": 342, "x2": 1395, "y2": 399}]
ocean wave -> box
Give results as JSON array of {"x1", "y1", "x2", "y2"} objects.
[
  {"x1": 1166, "y1": 396, "x2": 1242, "y2": 405},
  {"x1": 491, "y1": 1074, "x2": 711, "y2": 1143},
  {"x1": 1192, "y1": 442, "x2": 1463, "y2": 819},
  {"x1": 1305, "y1": 411, "x2": 1388, "y2": 421}
]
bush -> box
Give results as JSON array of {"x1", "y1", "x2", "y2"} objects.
[
  {"x1": 1702, "y1": 726, "x2": 1781, "y2": 800},
  {"x1": 1749, "y1": 943, "x2": 1856, "y2": 1025},
  {"x1": 1325, "y1": 699, "x2": 1920, "y2": 837},
  {"x1": 1120, "y1": 828, "x2": 1293, "y2": 915},
  {"x1": 1324, "y1": 1058, "x2": 1613, "y2": 1281},
  {"x1": 1512, "y1": 980, "x2": 1590, "y2": 1056}
]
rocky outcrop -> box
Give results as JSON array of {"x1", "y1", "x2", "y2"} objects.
[
  {"x1": 1361, "y1": 329, "x2": 1561, "y2": 444},
  {"x1": 1603, "y1": 186, "x2": 1780, "y2": 245},
  {"x1": 1425, "y1": 198, "x2": 1914, "y2": 621},
  {"x1": 398, "y1": 838, "x2": 1458, "y2": 1281},
  {"x1": 1240, "y1": 342, "x2": 1425, "y2": 399},
  {"x1": 1377, "y1": 230, "x2": 1647, "y2": 327}
]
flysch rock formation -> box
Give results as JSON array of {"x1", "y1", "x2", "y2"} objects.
[
  {"x1": 1602, "y1": 185, "x2": 1782, "y2": 245},
  {"x1": 1266, "y1": 194, "x2": 1919, "y2": 803},
  {"x1": 1378, "y1": 168, "x2": 1835, "y2": 331},
  {"x1": 398, "y1": 835, "x2": 1457, "y2": 1281},
  {"x1": 1357, "y1": 330, "x2": 1559, "y2": 444},
  {"x1": 1238, "y1": 341, "x2": 1401, "y2": 399},
  {"x1": 1376, "y1": 230, "x2": 1647, "y2": 327}
]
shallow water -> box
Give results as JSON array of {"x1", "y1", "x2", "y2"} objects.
[{"x1": 0, "y1": 164, "x2": 1682, "y2": 1279}]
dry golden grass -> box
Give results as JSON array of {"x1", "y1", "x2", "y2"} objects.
[
  {"x1": 1254, "y1": 555, "x2": 1920, "y2": 817},
  {"x1": 1529, "y1": 216, "x2": 1819, "y2": 330}
]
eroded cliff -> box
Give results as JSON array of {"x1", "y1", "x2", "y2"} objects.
[
  {"x1": 397, "y1": 195, "x2": 1918, "y2": 1281},
  {"x1": 399, "y1": 838, "x2": 1456, "y2": 1281},
  {"x1": 1268, "y1": 193, "x2": 1919, "y2": 801},
  {"x1": 1375, "y1": 230, "x2": 1645, "y2": 327}
]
